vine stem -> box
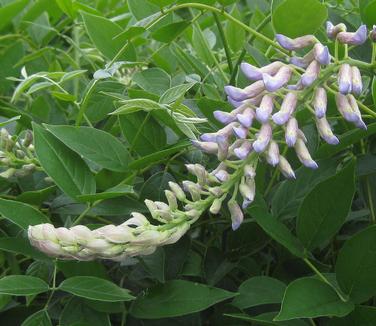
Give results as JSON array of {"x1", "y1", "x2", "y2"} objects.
[
  {"x1": 44, "y1": 261, "x2": 57, "y2": 310},
  {"x1": 303, "y1": 258, "x2": 348, "y2": 302},
  {"x1": 229, "y1": 14, "x2": 272, "y2": 85},
  {"x1": 213, "y1": 12, "x2": 233, "y2": 74},
  {"x1": 109, "y1": 3, "x2": 286, "y2": 68}
]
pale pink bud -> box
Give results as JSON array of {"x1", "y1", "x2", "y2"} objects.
[
  {"x1": 37, "y1": 240, "x2": 65, "y2": 256},
  {"x1": 168, "y1": 182, "x2": 186, "y2": 201},
  {"x1": 370, "y1": 25, "x2": 376, "y2": 42},
  {"x1": 278, "y1": 156, "x2": 296, "y2": 179},
  {"x1": 162, "y1": 223, "x2": 190, "y2": 245},
  {"x1": 253, "y1": 124, "x2": 272, "y2": 152},
  {"x1": 164, "y1": 191, "x2": 178, "y2": 210},
  {"x1": 85, "y1": 238, "x2": 112, "y2": 252},
  {"x1": 56, "y1": 227, "x2": 76, "y2": 245},
  {"x1": 272, "y1": 92, "x2": 298, "y2": 125},
  {"x1": 41, "y1": 223, "x2": 58, "y2": 243},
  {"x1": 338, "y1": 64, "x2": 352, "y2": 94},
  {"x1": 240, "y1": 61, "x2": 284, "y2": 80},
  {"x1": 313, "y1": 87, "x2": 327, "y2": 118},
  {"x1": 123, "y1": 212, "x2": 149, "y2": 227},
  {"x1": 290, "y1": 50, "x2": 315, "y2": 68},
  {"x1": 276, "y1": 34, "x2": 317, "y2": 50},
  {"x1": 351, "y1": 66, "x2": 362, "y2": 96},
  {"x1": 285, "y1": 117, "x2": 298, "y2": 147},
  {"x1": 191, "y1": 140, "x2": 218, "y2": 154},
  {"x1": 265, "y1": 141, "x2": 280, "y2": 166},
  {"x1": 182, "y1": 181, "x2": 201, "y2": 201},
  {"x1": 244, "y1": 165, "x2": 256, "y2": 178},
  {"x1": 239, "y1": 179, "x2": 255, "y2": 202},
  {"x1": 210, "y1": 198, "x2": 223, "y2": 214},
  {"x1": 300, "y1": 60, "x2": 320, "y2": 87},
  {"x1": 256, "y1": 94, "x2": 274, "y2": 123},
  {"x1": 132, "y1": 230, "x2": 164, "y2": 245},
  {"x1": 263, "y1": 66, "x2": 292, "y2": 92},
  {"x1": 326, "y1": 21, "x2": 347, "y2": 39},
  {"x1": 316, "y1": 116, "x2": 339, "y2": 145},
  {"x1": 224, "y1": 80, "x2": 264, "y2": 101},
  {"x1": 294, "y1": 138, "x2": 318, "y2": 169},
  {"x1": 232, "y1": 125, "x2": 248, "y2": 139},
  {"x1": 234, "y1": 140, "x2": 253, "y2": 159},
  {"x1": 337, "y1": 25, "x2": 367, "y2": 45},
  {"x1": 214, "y1": 169, "x2": 230, "y2": 182},
  {"x1": 70, "y1": 225, "x2": 94, "y2": 243},
  {"x1": 228, "y1": 200, "x2": 244, "y2": 231},
  {"x1": 313, "y1": 43, "x2": 330, "y2": 65},
  {"x1": 201, "y1": 123, "x2": 235, "y2": 142},
  {"x1": 335, "y1": 93, "x2": 359, "y2": 122},
  {"x1": 213, "y1": 110, "x2": 236, "y2": 124},
  {"x1": 96, "y1": 225, "x2": 134, "y2": 243},
  {"x1": 216, "y1": 135, "x2": 229, "y2": 161},
  {"x1": 348, "y1": 94, "x2": 367, "y2": 129},
  {"x1": 237, "y1": 108, "x2": 255, "y2": 128}
]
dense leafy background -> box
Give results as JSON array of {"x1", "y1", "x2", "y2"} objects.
[{"x1": 0, "y1": 0, "x2": 375, "y2": 325}]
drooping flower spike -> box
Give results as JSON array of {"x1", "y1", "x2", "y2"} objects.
[{"x1": 27, "y1": 22, "x2": 373, "y2": 261}]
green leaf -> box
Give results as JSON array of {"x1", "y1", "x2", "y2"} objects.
[
  {"x1": 132, "y1": 68, "x2": 171, "y2": 96},
  {"x1": 140, "y1": 171, "x2": 174, "y2": 201},
  {"x1": 45, "y1": 125, "x2": 131, "y2": 172},
  {"x1": 329, "y1": 305, "x2": 376, "y2": 326},
  {"x1": 33, "y1": 123, "x2": 96, "y2": 199},
  {"x1": 21, "y1": 310, "x2": 52, "y2": 326},
  {"x1": 336, "y1": 225, "x2": 376, "y2": 303},
  {"x1": 316, "y1": 123, "x2": 376, "y2": 159},
  {"x1": 225, "y1": 5, "x2": 245, "y2": 53},
  {"x1": 250, "y1": 206, "x2": 305, "y2": 258},
  {"x1": 226, "y1": 312, "x2": 309, "y2": 325},
  {"x1": 232, "y1": 276, "x2": 286, "y2": 309},
  {"x1": 16, "y1": 186, "x2": 56, "y2": 206},
  {"x1": 76, "y1": 184, "x2": 134, "y2": 202},
  {"x1": 128, "y1": 0, "x2": 159, "y2": 20},
  {"x1": 296, "y1": 160, "x2": 356, "y2": 250},
  {"x1": 159, "y1": 83, "x2": 196, "y2": 104},
  {"x1": 128, "y1": 141, "x2": 190, "y2": 169},
  {"x1": 81, "y1": 12, "x2": 134, "y2": 60},
  {"x1": 0, "y1": 275, "x2": 49, "y2": 296},
  {"x1": 275, "y1": 277, "x2": 354, "y2": 321},
  {"x1": 360, "y1": 0, "x2": 376, "y2": 27},
  {"x1": 151, "y1": 21, "x2": 190, "y2": 43},
  {"x1": 130, "y1": 280, "x2": 236, "y2": 319},
  {"x1": 272, "y1": 0, "x2": 328, "y2": 38},
  {"x1": 111, "y1": 98, "x2": 165, "y2": 115},
  {"x1": 119, "y1": 112, "x2": 166, "y2": 156},
  {"x1": 0, "y1": 237, "x2": 49, "y2": 261},
  {"x1": 372, "y1": 76, "x2": 376, "y2": 107},
  {"x1": 59, "y1": 276, "x2": 134, "y2": 302},
  {"x1": 60, "y1": 297, "x2": 111, "y2": 326},
  {"x1": 0, "y1": 0, "x2": 28, "y2": 32},
  {"x1": 192, "y1": 23, "x2": 215, "y2": 67},
  {"x1": 0, "y1": 198, "x2": 49, "y2": 230}
]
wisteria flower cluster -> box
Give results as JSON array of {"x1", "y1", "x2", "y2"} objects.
[
  {"x1": 27, "y1": 22, "x2": 375, "y2": 261},
  {"x1": 0, "y1": 129, "x2": 36, "y2": 179}
]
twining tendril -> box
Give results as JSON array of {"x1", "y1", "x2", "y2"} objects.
[{"x1": 24, "y1": 22, "x2": 376, "y2": 261}]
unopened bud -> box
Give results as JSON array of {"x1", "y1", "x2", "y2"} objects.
[
  {"x1": 228, "y1": 200, "x2": 244, "y2": 231},
  {"x1": 275, "y1": 34, "x2": 317, "y2": 51},
  {"x1": 168, "y1": 182, "x2": 186, "y2": 201}
]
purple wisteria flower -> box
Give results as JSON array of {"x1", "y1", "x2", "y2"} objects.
[
  {"x1": 276, "y1": 34, "x2": 317, "y2": 50},
  {"x1": 337, "y1": 25, "x2": 367, "y2": 45}
]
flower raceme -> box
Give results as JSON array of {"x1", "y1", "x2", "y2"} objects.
[{"x1": 27, "y1": 22, "x2": 375, "y2": 261}]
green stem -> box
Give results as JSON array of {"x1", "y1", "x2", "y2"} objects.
[
  {"x1": 213, "y1": 12, "x2": 233, "y2": 74},
  {"x1": 229, "y1": 14, "x2": 272, "y2": 85},
  {"x1": 75, "y1": 79, "x2": 98, "y2": 126},
  {"x1": 44, "y1": 261, "x2": 57, "y2": 309},
  {"x1": 72, "y1": 204, "x2": 92, "y2": 226},
  {"x1": 372, "y1": 43, "x2": 376, "y2": 65},
  {"x1": 303, "y1": 258, "x2": 348, "y2": 302}
]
